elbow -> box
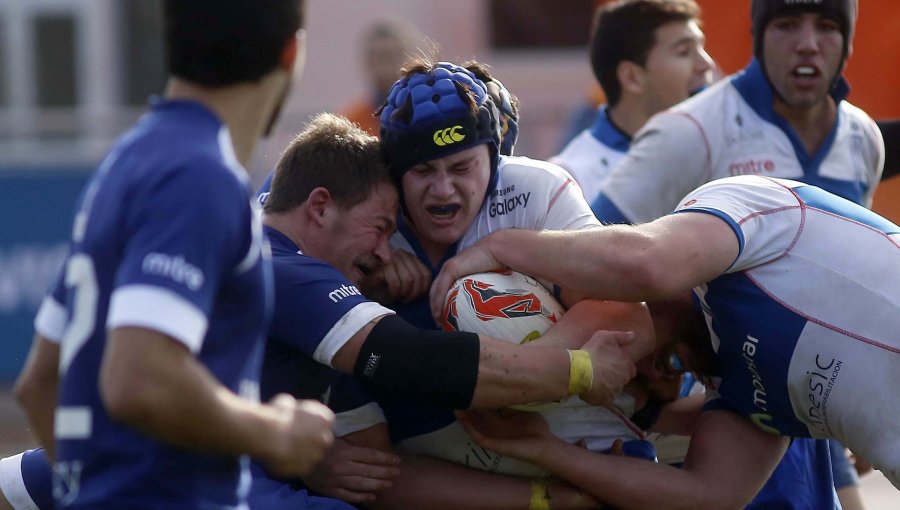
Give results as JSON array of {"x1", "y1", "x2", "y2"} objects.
[
  {"x1": 100, "y1": 365, "x2": 155, "y2": 426},
  {"x1": 14, "y1": 365, "x2": 54, "y2": 413},
  {"x1": 14, "y1": 373, "x2": 39, "y2": 411}
]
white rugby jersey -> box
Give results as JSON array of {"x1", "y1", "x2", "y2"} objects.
[
  {"x1": 551, "y1": 106, "x2": 630, "y2": 208},
  {"x1": 595, "y1": 59, "x2": 884, "y2": 224},
  {"x1": 391, "y1": 154, "x2": 599, "y2": 267},
  {"x1": 676, "y1": 175, "x2": 899, "y2": 488}
]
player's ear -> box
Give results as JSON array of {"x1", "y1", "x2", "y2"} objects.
[
  {"x1": 617, "y1": 60, "x2": 645, "y2": 96},
  {"x1": 278, "y1": 30, "x2": 303, "y2": 71},
  {"x1": 306, "y1": 187, "x2": 334, "y2": 226}
]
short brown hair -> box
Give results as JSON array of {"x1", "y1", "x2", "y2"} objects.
[
  {"x1": 591, "y1": 0, "x2": 701, "y2": 106},
  {"x1": 264, "y1": 113, "x2": 392, "y2": 214}
]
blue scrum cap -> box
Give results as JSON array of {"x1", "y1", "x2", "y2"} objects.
[{"x1": 379, "y1": 62, "x2": 502, "y2": 191}]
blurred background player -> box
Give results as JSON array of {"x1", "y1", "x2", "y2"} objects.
[
  {"x1": 552, "y1": 0, "x2": 714, "y2": 209},
  {"x1": 339, "y1": 17, "x2": 425, "y2": 136},
  {"x1": 9, "y1": 1, "x2": 342, "y2": 509},
  {"x1": 593, "y1": 0, "x2": 882, "y2": 222}
]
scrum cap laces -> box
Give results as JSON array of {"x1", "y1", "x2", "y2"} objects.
[
  {"x1": 380, "y1": 62, "x2": 502, "y2": 192},
  {"x1": 486, "y1": 77, "x2": 519, "y2": 156}
]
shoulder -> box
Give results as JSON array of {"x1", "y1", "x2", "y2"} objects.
[
  {"x1": 554, "y1": 130, "x2": 604, "y2": 160},
  {"x1": 839, "y1": 101, "x2": 884, "y2": 143},
  {"x1": 685, "y1": 174, "x2": 799, "y2": 199},
  {"x1": 272, "y1": 251, "x2": 345, "y2": 283},
  {"x1": 678, "y1": 175, "x2": 802, "y2": 214},
  {"x1": 116, "y1": 118, "x2": 247, "y2": 203},
  {"x1": 498, "y1": 155, "x2": 575, "y2": 183}
]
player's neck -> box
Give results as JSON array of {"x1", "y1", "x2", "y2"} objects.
[
  {"x1": 773, "y1": 96, "x2": 837, "y2": 157},
  {"x1": 606, "y1": 100, "x2": 649, "y2": 138},
  {"x1": 263, "y1": 211, "x2": 311, "y2": 255},
  {"x1": 165, "y1": 77, "x2": 281, "y2": 167}
]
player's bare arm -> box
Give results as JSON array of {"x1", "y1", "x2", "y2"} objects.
[
  {"x1": 430, "y1": 214, "x2": 739, "y2": 320},
  {"x1": 331, "y1": 315, "x2": 635, "y2": 410},
  {"x1": 13, "y1": 335, "x2": 60, "y2": 460},
  {"x1": 101, "y1": 326, "x2": 335, "y2": 478},
  {"x1": 460, "y1": 408, "x2": 789, "y2": 510}
]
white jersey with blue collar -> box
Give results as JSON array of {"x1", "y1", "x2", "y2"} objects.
[
  {"x1": 594, "y1": 59, "x2": 884, "y2": 224},
  {"x1": 33, "y1": 99, "x2": 271, "y2": 510},
  {"x1": 676, "y1": 175, "x2": 899, "y2": 487},
  {"x1": 551, "y1": 105, "x2": 631, "y2": 209},
  {"x1": 385, "y1": 156, "x2": 656, "y2": 476}
]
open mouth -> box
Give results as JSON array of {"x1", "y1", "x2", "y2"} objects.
[
  {"x1": 792, "y1": 64, "x2": 821, "y2": 82},
  {"x1": 426, "y1": 204, "x2": 461, "y2": 219}
]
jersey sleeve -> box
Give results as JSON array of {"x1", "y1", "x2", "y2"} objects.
[
  {"x1": 597, "y1": 112, "x2": 712, "y2": 223},
  {"x1": 269, "y1": 258, "x2": 393, "y2": 367},
  {"x1": 0, "y1": 449, "x2": 54, "y2": 510},
  {"x1": 861, "y1": 114, "x2": 885, "y2": 208},
  {"x1": 107, "y1": 158, "x2": 254, "y2": 353},
  {"x1": 673, "y1": 176, "x2": 804, "y2": 273},
  {"x1": 540, "y1": 164, "x2": 600, "y2": 231}
]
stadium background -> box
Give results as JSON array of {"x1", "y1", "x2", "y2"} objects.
[{"x1": 0, "y1": 1, "x2": 896, "y2": 503}]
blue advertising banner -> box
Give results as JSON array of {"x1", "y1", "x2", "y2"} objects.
[{"x1": 0, "y1": 168, "x2": 92, "y2": 381}]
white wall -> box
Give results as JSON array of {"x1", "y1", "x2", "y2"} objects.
[{"x1": 251, "y1": 0, "x2": 595, "y2": 183}]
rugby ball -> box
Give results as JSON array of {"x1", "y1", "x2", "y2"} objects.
[{"x1": 441, "y1": 270, "x2": 564, "y2": 344}]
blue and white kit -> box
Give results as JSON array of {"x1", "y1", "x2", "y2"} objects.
[
  {"x1": 677, "y1": 175, "x2": 899, "y2": 488},
  {"x1": 260, "y1": 225, "x2": 392, "y2": 435},
  {"x1": 0, "y1": 207, "x2": 387, "y2": 510},
  {"x1": 551, "y1": 105, "x2": 630, "y2": 209},
  {"x1": 30, "y1": 99, "x2": 272, "y2": 510},
  {"x1": 382, "y1": 155, "x2": 657, "y2": 475},
  {"x1": 586, "y1": 58, "x2": 884, "y2": 509},
  {"x1": 594, "y1": 59, "x2": 884, "y2": 223}
]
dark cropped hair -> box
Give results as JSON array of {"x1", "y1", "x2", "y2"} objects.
[
  {"x1": 590, "y1": 0, "x2": 700, "y2": 106},
  {"x1": 164, "y1": 0, "x2": 305, "y2": 86},
  {"x1": 264, "y1": 113, "x2": 393, "y2": 214}
]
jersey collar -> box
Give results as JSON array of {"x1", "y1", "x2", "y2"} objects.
[
  {"x1": 263, "y1": 225, "x2": 303, "y2": 256},
  {"x1": 588, "y1": 105, "x2": 631, "y2": 153},
  {"x1": 731, "y1": 58, "x2": 848, "y2": 181}
]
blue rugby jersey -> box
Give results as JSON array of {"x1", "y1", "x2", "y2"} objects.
[{"x1": 34, "y1": 99, "x2": 272, "y2": 510}]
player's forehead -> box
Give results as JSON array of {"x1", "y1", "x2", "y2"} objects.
[
  {"x1": 652, "y1": 19, "x2": 705, "y2": 50},
  {"x1": 414, "y1": 144, "x2": 489, "y2": 171},
  {"x1": 353, "y1": 182, "x2": 398, "y2": 223},
  {"x1": 767, "y1": 10, "x2": 841, "y2": 27}
]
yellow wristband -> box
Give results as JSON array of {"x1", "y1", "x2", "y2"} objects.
[
  {"x1": 530, "y1": 478, "x2": 551, "y2": 510},
  {"x1": 567, "y1": 349, "x2": 593, "y2": 396}
]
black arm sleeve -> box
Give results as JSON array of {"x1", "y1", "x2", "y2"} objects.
[{"x1": 353, "y1": 315, "x2": 480, "y2": 409}]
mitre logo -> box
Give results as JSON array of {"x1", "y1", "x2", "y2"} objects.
[{"x1": 433, "y1": 125, "x2": 466, "y2": 146}]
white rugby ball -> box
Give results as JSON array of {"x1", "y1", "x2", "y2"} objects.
[{"x1": 441, "y1": 270, "x2": 564, "y2": 344}]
